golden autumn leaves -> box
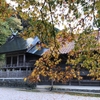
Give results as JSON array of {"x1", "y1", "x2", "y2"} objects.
[
  {"x1": 0, "y1": 0, "x2": 14, "y2": 21},
  {"x1": 24, "y1": 30, "x2": 100, "y2": 84},
  {"x1": 67, "y1": 33, "x2": 100, "y2": 80},
  {"x1": 1, "y1": 0, "x2": 100, "y2": 83},
  {"x1": 26, "y1": 31, "x2": 82, "y2": 83}
]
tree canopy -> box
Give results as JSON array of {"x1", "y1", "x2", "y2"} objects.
[
  {"x1": 0, "y1": 16, "x2": 23, "y2": 60},
  {"x1": 0, "y1": 16, "x2": 23, "y2": 47}
]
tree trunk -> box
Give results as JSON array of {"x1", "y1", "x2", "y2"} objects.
[{"x1": 50, "y1": 79, "x2": 53, "y2": 91}]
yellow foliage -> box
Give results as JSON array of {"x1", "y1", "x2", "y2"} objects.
[
  {"x1": 11, "y1": 0, "x2": 100, "y2": 83},
  {"x1": 24, "y1": 77, "x2": 27, "y2": 82}
]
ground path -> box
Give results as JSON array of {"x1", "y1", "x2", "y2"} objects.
[{"x1": 0, "y1": 87, "x2": 100, "y2": 100}]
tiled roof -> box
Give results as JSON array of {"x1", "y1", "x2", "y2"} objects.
[
  {"x1": 0, "y1": 34, "x2": 74, "y2": 55},
  {"x1": 0, "y1": 35, "x2": 27, "y2": 54},
  {"x1": 43, "y1": 41, "x2": 75, "y2": 55},
  {"x1": 0, "y1": 35, "x2": 48, "y2": 56},
  {"x1": 59, "y1": 41, "x2": 75, "y2": 54}
]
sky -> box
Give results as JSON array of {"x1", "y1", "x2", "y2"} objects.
[
  {"x1": 6, "y1": 0, "x2": 97, "y2": 33},
  {"x1": 6, "y1": 0, "x2": 18, "y2": 8}
]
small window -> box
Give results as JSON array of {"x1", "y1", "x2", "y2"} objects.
[
  {"x1": 19, "y1": 55, "x2": 24, "y2": 63},
  {"x1": 6, "y1": 57, "x2": 11, "y2": 64},
  {"x1": 13, "y1": 56, "x2": 17, "y2": 64}
]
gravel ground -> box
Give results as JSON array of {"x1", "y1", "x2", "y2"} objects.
[{"x1": 0, "y1": 87, "x2": 100, "y2": 100}]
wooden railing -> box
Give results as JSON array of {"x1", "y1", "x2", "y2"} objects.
[
  {"x1": 0, "y1": 70, "x2": 32, "y2": 78},
  {"x1": 2, "y1": 62, "x2": 34, "y2": 68}
]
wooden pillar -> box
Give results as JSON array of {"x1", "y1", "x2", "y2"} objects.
[
  {"x1": 0, "y1": 70, "x2": 2, "y2": 78},
  {"x1": 23, "y1": 54, "x2": 26, "y2": 66},
  {"x1": 69, "y1": 80, "x2": 71, "y2": 85},
  {"x1": 5, "y1": 55, "x2": 7, "y2": 67},
  {"x1": 7, "y1": 69, "x2": 9, "y2": 78},
  {"x1": 12, "y1": 68, "x2": 14, "y2": 78},
  {"x1": 26, "y1": 67, "x2": 28, "y2": 76},
  {"x1": 17, "y1": 55, "x2": 19, "y2": 67},
  {"x1": 17, "y1": 68, "x2": 21, "y2": 77},
  {"x1": 79, "y1": 80, "x2": 81, "y2": 86},
  {"x1": 11, "y1": 56, "x2": 13, "y2": 67}
]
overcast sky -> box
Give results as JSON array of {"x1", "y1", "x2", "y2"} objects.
[{"x1": 6, "y1": 0, "x2": 97, "y2": 32}]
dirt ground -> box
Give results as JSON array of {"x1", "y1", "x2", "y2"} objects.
[{"x1": 0, "y1": 87, "x2": 100, "y2": 100}]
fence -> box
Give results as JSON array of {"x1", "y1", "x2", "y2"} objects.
[{"x1": 0, "y1": 70, "x2": 31, "y2": 78}]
